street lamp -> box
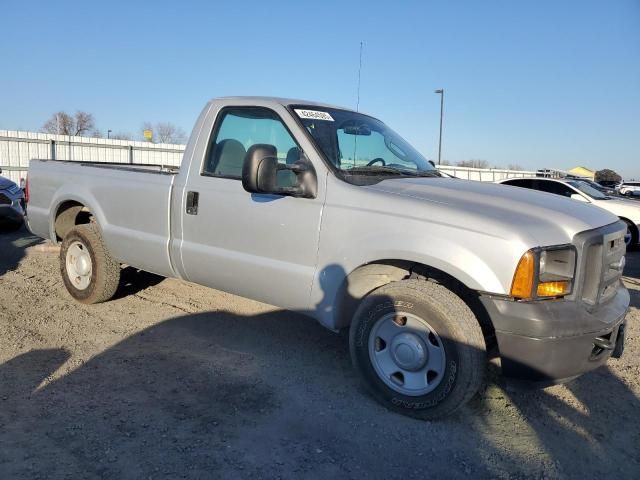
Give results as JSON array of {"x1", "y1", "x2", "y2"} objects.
[
  {"x1": 434, "y1": 89, "x2": 444, "y2": 165},
  {"x1": 107, "y1": 129, "x2": 112, "y2": 139}
]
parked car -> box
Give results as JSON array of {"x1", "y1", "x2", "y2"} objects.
[
  {"x1": 0, "y1": 168, "x2": 25, "y2": 227},
  {"x1": 26, "y1": 97, "x2": 628, "y2": 419},
  {"x1": 582, "y1": 179, "x2": 617, "y2": 196},
  {"x1": 498, "y1": 177, "x2": 640, "y2": 246},
  {"x1": 598, "y1": 180, "x2": 622, "y2": 189},
  {"x1": 619, "y1": 181, "x2": 640, "y2": 197}
]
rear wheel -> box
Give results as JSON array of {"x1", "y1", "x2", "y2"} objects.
[
  {"x1": 349, "y1": 279, "x2": 486, "y2": 420},
  {"x1": 60, "y1": 224, "x2": 120, "y2": 304}
]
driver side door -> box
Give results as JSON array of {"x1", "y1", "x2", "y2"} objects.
[{"x1": 178, "y1": 106, "x2": 324, "y2": 312}]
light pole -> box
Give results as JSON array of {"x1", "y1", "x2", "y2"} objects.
[
  {"x1": 434, "y1": 89, "x2": 444, "y2": 165},
  {"x1": 107, "y1": 129, "x2": 112, "y2": 139}
]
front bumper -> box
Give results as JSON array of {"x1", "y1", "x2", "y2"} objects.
[{"x1": 480, "y1": 286, "x2": 629, "y2": 384}]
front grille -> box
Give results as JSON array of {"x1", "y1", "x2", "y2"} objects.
[
  {"x1": 574, "y1": 222, "x2": 626, "y2": 306},
  {"x1": 600, "y1": 232, "x2": 626, "y2": 303},
  {"x1": 0, "y1": 193, "x2": 11, "y2": 205}
]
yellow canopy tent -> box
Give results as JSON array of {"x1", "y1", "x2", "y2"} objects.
[{"x1": 567, "y1": 166, "x2": 596, "y2": 180}]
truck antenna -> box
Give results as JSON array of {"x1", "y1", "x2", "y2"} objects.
[{"x1": 356, "y1": 41, "x2": 364, "y2": 112}]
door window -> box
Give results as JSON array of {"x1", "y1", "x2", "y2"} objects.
[
  {"x1": 535, "y1": 180, "x2": 575, "y2": 197},
  {"x1": 203, "y1": 107, "x2": 300, "y2": 183},
  {"x1": 502, "y1": 179, "x2": 536, "y2": 189}
]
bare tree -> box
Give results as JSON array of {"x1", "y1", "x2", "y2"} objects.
[
  {"x1": 457, "y1": 159, "x2": 489, "y2": 169},
  {"x1": 42, "y1": 111, "x2": 95, "y2": 136},
  {"x1": 73, "y1": 111, "x2": 95, "y2": 136},
  {"x1": 595, "y1": 169, "x2": 622, "y2": 183},
  {"x1": 508, "y1": 164, "x2": 524, "y2": 171},
  {"x1": 155, "y1": 122, "x2": 187, "y2": 144},
  {"x1": 43, "y1": 112, "x2": 73, "y2": 135},
  {"x1": 140, "y1": 121, "x2": 187, "y2": 144}
]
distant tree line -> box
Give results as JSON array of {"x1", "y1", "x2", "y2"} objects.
[{"x1": 41, "y1": 111, "x2": 186, "y2": 144}]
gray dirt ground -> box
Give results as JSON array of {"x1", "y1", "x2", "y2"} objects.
[{"x1": 0, "y1": 224, "x2": 639, "y2": 479}]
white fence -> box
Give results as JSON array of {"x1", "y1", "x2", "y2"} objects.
[
  {"x1": 0, "y1": 130, "x2": 185, "y2": 183},
  {"x1": 1, "y1": 129, "x2": 540, "y2": 185},
  {"x1": 437, "y1": 165, "x2": 537, "y2": 182}
]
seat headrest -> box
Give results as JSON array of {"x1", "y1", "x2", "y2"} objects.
[{"x1": 286, "y1": 147, "x2": 300, "y2": 165}]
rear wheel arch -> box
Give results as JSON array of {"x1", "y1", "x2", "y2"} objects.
[{"x1": 53, "y1": 200, "x2": 94, "y2": 241}]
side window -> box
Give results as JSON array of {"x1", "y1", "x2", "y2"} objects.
[
  {"x1": 203, "y1": 107, "x2": 300, "y2": 182},
  {"x1": 503, "y1": 179, "x2": 535, "y2": 189},
  {"x1": 535, "y1": 181, "x2": 574, "y2": 197}
]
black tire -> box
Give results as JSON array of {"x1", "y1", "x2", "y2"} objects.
[
  {"x1": 349, "y1": 279, "x2": 486, "y2": 420},
  {"x1": 60, "y1": 224, "x2": 120, "y2": 304}
]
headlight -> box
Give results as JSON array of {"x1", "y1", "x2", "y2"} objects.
[{"x1": 510, "y1": 246, "x2": 577, "y2": 300}]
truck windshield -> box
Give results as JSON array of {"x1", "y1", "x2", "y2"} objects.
[
  {"x1": 568, "y1": 180, "x2": 609, "y2": 200},
  {"x1": 292, "y1": 106, "x2": 438, "y2": 180}
]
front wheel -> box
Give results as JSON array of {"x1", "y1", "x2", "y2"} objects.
[
  {"x1": 349, "y1": 279, "x2": 486, "y2": 420},
  {"x1": 60, "y1": 224, "x2": 121, "y2": 304}
]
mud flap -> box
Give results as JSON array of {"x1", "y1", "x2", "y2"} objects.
[{"x1": 612, "y1": 323, "x2": 625, "y2": 359}]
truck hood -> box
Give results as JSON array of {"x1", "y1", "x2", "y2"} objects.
[{"x1": 366, "y1": 177, "x2": 619, "y2": 246}]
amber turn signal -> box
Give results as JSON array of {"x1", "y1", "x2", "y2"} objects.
[{"x1": 510, "y1": 250, "x2": 535, "y2": 299}]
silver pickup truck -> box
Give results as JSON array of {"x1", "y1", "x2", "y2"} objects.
[{"x1": 26, "y1": 97, "x2": 629, "y2": 419}]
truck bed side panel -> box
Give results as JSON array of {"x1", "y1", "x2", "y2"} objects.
[{"x1": 28, "y1": 160, "x2": 176, "y2": 277}]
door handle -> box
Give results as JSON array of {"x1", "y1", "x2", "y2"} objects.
[{"x1": 186, "y1": 191, "x2": 199, "y2": 215}]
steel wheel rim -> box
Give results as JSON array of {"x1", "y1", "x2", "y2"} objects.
[
  {"x1": 368, "y1": 311, "x2": 446, "y2": 396},
  {"x1": 65, "y1": 241, "x2": 92, "y2": 290}
]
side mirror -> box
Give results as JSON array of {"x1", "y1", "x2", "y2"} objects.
[
  {"x1": 242, "y1": 144, "x2": 317, "y2": 199},
  {"x1": 570, "y1": 193, "x2": 589, "y2": 202}
]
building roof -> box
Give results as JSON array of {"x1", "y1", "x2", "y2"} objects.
[{"x1": 567, "y1": 166, "x2": 596, "y2": 178}]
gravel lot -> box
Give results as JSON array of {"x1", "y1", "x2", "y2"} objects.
[{"x1": 1, "y1": 225, "x2": 639, "y2": 479}]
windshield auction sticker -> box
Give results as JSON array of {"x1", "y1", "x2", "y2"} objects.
[{"x1": 294, "y1": 109, "x2": 334, "y2": 121}]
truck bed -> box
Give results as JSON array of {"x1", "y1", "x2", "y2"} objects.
[{"x1": 27, "y1": 159, "x2": 177, "y2": 277}]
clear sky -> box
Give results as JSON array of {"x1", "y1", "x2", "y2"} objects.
[{"x1": 1, "y1": 0, "x2": 638, "y2": 177}]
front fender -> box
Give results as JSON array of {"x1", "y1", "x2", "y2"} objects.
[{"x1": 309, "y1": 222, "x2": 525, "y2": 331}]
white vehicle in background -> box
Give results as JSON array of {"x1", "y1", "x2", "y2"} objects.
[
  {"x1": 498, "y1": 177, "x2": 640, "y2": 247},
  {"x1": 619, "y1": 181, "x2": 640, "y2": 197}
]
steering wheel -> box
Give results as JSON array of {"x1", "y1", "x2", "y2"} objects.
[{"x1": 366, "y1": 157, "x2": 386, "y2": 167}]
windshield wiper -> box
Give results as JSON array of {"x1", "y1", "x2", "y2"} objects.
[
  {"x1": 341, "y1": 166, "x2": 408, "y2": 176},
  {"x1": 341, "y1": 166, "x2": 442, "y2": 177},
  {"x1": 402, "y1": 170, "x2": 442, "y2": 177}
]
